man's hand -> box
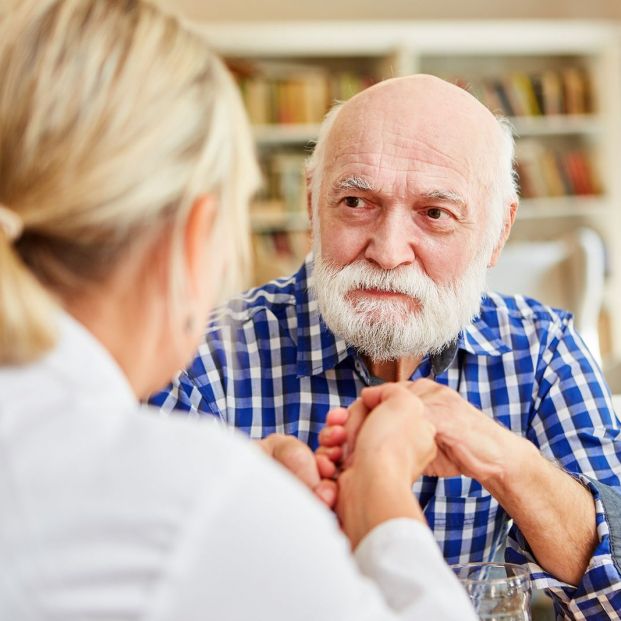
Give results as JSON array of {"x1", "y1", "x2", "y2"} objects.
[
  {"x1": 372, "y1": 380, "x2": 597, "y2": 585},
  {"x1": 258, "y1": 433, "x2": 337, "y2": 508},
  {"x1": 407, "y1": 379, "x2": 533, "y2": 486}
]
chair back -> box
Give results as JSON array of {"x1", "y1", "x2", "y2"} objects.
[{"x1": 487, "y1": 227, "x2": 605, "y2": 364}]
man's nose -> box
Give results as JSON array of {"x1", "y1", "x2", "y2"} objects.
[{"x1": 364, "y1": 209, "x2": 416, "y2": 270}]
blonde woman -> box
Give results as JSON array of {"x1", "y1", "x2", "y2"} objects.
[{"x1": 0, "y1": 1, "x2": 475, "y2": 619}]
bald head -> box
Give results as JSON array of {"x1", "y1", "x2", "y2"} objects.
[
  {"x1": 330, "y1": 74, "x2": 503, "y2": 167},
  {"x1": 350, "y1": 74, "x2": 500, "y2": 127}
]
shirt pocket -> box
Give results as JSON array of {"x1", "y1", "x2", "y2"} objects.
[{"x1": 423, "y1": 481, "x2": 506, "y2": 565}]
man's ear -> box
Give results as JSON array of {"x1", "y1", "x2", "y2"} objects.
[
  {"x1": 184, "y1": 194, "x2": 218, "y2": 296},
  {"x1": 306, "y1": 173, "x2": 314, "y2": 224},
  {"x1": 488, "y1": 201, "x2": 518, "y2": 268}
]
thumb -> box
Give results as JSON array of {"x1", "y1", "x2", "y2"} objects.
[
  {"x1": 273, "y1": 439, "x2": 321, "y2": 490},
  {"x1": 314, "y1": 479, "x2": 338, "y2": 508}
]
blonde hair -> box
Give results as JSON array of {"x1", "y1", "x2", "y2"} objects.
[{"x1": 0, "y1": 0, "x2": 259, "y2": 365}]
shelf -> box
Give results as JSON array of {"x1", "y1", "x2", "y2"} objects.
[
  {"x1": 519, "y1": 195, "x2": 607, "y2": 219},
  {"x1": 200, "y1": 22, "x2": 620, "y2": 57},
  {"x1": 509, "y1": 115, "x2": 602, "y2": 137},
  {"x1": 251, "y1": 210, "x2": 310, "y2": 232},
  {"x1": 254, "y1": 124, "x2": 320, "y2": 145},
  {"x1": 252, "y1": 115, "x2": 602, "y2": 146}
]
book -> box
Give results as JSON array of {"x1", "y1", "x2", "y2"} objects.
[
  {"x1": 562, "y1": 67, "x2": 590, "y2": 115},
  {"x1": 539, "y1": 70, "x2": 564, "y2": 115},
  {"x1": 511, "y1": 73, "x2": 542, "y2": 116}
]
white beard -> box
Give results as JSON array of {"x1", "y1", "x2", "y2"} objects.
[{"x1": 310, "y1": 249, "x2": 488, "y2": 361}]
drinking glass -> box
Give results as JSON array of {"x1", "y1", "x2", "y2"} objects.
[{"x1": 451, "y1": 562, "x2": 531, "y2": 621}]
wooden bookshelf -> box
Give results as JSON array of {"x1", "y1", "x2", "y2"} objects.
[
  {"x1": 510, "y1": 115, "x2": 602, "y2": 137},
  {"x1": 253, "y1": 123, "x2": 320, "y2": 145},
  {"x1": 519, "y1": 196, "x2": 608, "y2": 219},
  {"x1": 199, "y1": 21, "x2": 621, "y2": 360},
  {"x1": 250, "y1": 209, "x2": 309, "y2": 233}
]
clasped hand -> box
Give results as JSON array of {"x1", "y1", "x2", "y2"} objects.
[
  {"x1": 262, "y1": 379, "x2": 520, "y2": 516},
  {"x1": 258, "y1": 383, "x2": 437, "y2": 511},
  {"x1": 320, "y1": 379, "x2": 519, "y2": 487}
]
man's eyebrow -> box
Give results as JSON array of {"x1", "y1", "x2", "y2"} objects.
[
  {"x1": 421, "y1": 190, "x2": 467, "y2": 208},
  {"x1": 332, "y1": 176, "x2": 377, "y2": 193}
]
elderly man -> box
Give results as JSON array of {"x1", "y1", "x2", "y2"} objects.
[{"x1": 152, "y1": 75, "x2": 621, "y2": 618}]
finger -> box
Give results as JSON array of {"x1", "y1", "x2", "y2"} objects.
[
  {"x1": 273, "y1": 439, "x2": 320, "y2": 489},
  {"x1": 408, "y1": 377, "x2": 445, "y2": 398},
  {"x1": 358, "y1": 385, "x2": 385, "y2": 410},
  {"x1": 368, "y1": 384, "x2": 426, "y2": 419},
  {"x1": 318, "y1": 424, "x2": 347, "y2": 447},
  {"x1": 359, "y1": 381, "x2": 414, "y2": 409},
  {"x1": 316, "y1": 452, "x2": 338, "y2": 479},
  {"x1": 314, "y1": 479, "x2": 337, "y2": 508},
  {"x1": 343, "y1": 397, "x2": 369, "y2": 462},
  {"x1": 256, "y1": 435, "x2": 276, "y2": 457},
  {"x1": 361, "y1": 382, "x2": 420, "y2": 406},
  {"x1": 423, "y1": 446, "x2": 460, "y2": 478},
  {"x1": 316, "y1": 445, "x2": 343, "y2": 464},
  {"x1": 439, "y1": 437, "x2": 504, "y2": 482},
  {"x1": 325, "y1": 407, "x2": 349, "y2": 426}
]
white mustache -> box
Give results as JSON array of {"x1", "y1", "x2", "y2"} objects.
[{"x1": 323, "y1": 260, "x2": 445, "y2": 301}]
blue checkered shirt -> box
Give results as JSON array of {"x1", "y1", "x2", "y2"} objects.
[{"x1": 152, "y1": 254, "x2": 621, "y2": 619}]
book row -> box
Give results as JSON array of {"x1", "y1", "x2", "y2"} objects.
[
  {"x1": 516, "y1": 141, "x2": 599, "y2": 198},
  {"x1": 231, "y1": 61, "x2": 592, "y2": 125},
  {"x1": 455, "y1": 67, "x2": 592, "y2": 117},
  {"x1": 229, "y1": 61, "x2": 376, "y2": 125}
]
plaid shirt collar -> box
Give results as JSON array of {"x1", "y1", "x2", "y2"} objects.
[{"x1": 294, "y1": 253, "x2": 511, "y2": 378}]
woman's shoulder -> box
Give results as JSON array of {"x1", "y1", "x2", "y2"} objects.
[{"x1": 0, "y1": 402, "x2": 333, "y2": 619}]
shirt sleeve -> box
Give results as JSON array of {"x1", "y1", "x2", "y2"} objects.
[
  {"x1": 355, "y1": 519, "x2": 477, "y2": 619},
  {"x1": 507, "y1": 315, "x2": 621, "y2": 619},
  {"x1": 148, "y1": 368, "x2": 223, "y2": 419},
  {"x1": 147, "y1": 437, "x2": 478, "y2": 621}
]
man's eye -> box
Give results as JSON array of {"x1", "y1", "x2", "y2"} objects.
[
  {"x1": 343, "y1": 196, "x2": 364, "y2": 208},
  {"x1": 426, "y1": 207, "x2": 445, "y2": 220}
]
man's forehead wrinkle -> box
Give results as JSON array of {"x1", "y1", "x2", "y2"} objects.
[
  {"x1": 329, "y1": 157, "x2": 468, "y2": 181},
  {"x1": 329, "y1": 150, "x2": 472, "y2": 193},
  {"x1": 326, "y1": 109, "x2": 483, "y2": 196},
  {"x1": 333, "y1": 128, "x2": 473, "y2": 170},
  {"x1": 331, "y1": 146, "x2": 466, "y2": 174}
]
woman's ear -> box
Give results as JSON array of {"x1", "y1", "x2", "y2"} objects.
[{"x1": 184, "y1": 195, "x2": 218, "y2": 297}]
